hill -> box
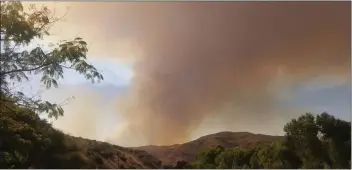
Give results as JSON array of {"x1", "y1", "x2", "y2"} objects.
[
  {"x1": 0, "y1": 101, "x2": 161, "y2": 169},
  {"x1": 2, "y1": 100, "x2": 350, "y2": 169},
  {"x1": 64, "y1": 136, "x2": 162, "y2": 169},
  {"x1": 2, "y1": 96, "x2": 350, "y2": 169},
  {"x1": 135, "y1": 131, "x2": 283, "y2": 165}
]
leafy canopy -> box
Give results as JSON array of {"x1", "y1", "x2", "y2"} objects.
[
  {"x1": 192, "y1": 112, "x2": 350, "y2": 169},
  {"x1": 0, "y1": 2, "x2": 103, "y2": 119}
]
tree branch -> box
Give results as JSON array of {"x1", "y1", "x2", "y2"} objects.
[
  {"x1": 59, "y1": 64, "x2": 76, "y2": 70},
  {"x1": 0, "y1": 60, "x2": 53, "y2": 75}
]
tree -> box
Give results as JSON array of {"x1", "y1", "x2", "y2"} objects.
[
  {"x1": 283, "y1": 113, "x2": 326, "y2": 168},
  {"x1": 249, "y1": 152, "x2": 260, "y2": 169},
  {"x1": 316, "y1": 112, "x2": 351, "y2": 168},
  {"x1": 195, "y1": 145, "x2": 224, "y2": 168},
  {"x1": 0, "y1": 95, "x2": 58, "y2": 168},
  {"x1": 192, "y1": 112, "x2": 350, "y2": 169},
  {"x1": 195, "y1": 146, "x2": 255, "y2": 169},
  {"x1": 283, "y1": 112, "x2": 351, "y2": 169},
  {"x1": 1, "y1": 98, "x2": 99, "y2": 168},
  {"x1": 215, "y1": 149, "x2": 235, "y2": 168},
  {"x1": 255, "y1": 142, "x2": 301, "y2": 169},
  {"x1": 0, "y1": 2, "x2": 103, "y2": 119}
]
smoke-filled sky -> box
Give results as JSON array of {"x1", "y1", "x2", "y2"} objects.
[{"x1": 21, "y1": 1, "x2": 350, "y2": 147}]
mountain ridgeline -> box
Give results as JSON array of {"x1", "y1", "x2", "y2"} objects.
[
  {"x1": 135, "y1": 131, "x2": 283, "y2": 165},
  {"x1": 1, "y1": 97, "x2": 350, "y2": 169}
]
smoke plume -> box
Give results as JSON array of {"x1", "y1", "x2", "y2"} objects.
[
  {"x1": 30, "y1": 2, "x2": 351, "y2": 146},
  {"x1": 106, "y1": 2, "x2": 351, "y2": 144},
  {"x1": 107, "y1": 2, "x2": 350, "y2": 145}
]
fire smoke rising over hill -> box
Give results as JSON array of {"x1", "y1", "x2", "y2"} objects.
[
  {"x1": 40, "y1": 2, "x2": 350, "y2": 146},
  {"x1": 110, "y1": 2, "x2": 350, "y2": 145}
]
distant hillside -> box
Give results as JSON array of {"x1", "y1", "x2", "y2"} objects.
[
  {"x1": 2, "y1": 99, "x2": 350, "y2": 169},
  {"x1": 135, "y1": 131, "x2": 283, "y2": 165},
  {"x1": 0, "y1": 102, "x2": 161, "y2": 169},
  {"x1": 62, "y1": 136, "x2": 162, "y2": 169},
  {"x1": 1, "y1": 97, "x2": 281, "y2": 168}
]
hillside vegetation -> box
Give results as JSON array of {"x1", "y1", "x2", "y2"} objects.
[
  {"x1": 136, "y1": 131, "x2": 282, "y2": 165},
  {"x1": 159, "y1": 113, "x2": 351, "y2": 169},
  {"x1": 1, "y1": 95, "x2": 350, "y2": 169},
  {"x1": 0, "y1": 97, "x2": 161, "y2": 168}
]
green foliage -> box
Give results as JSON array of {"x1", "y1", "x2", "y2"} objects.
[
  {"x1": 254, "y1": 142, "x2": 301, "y2": 169},
  {"x1": 0, "y1": 97, "x2": 162, "y2": 168},
  {"x1": 0, "y1": 96, "x2": 61, "y2": 168},
  {"x1": 215, "y1": 149, "x2": 236, "y2": 168},
  {"x1": 195, "y1": 145, "x2": 224, "y2": 168},
  {"x1": 316, "y1": 112, "x2": 351, "y2": 168},
  {"x1": 193, "y1": 112, "x2": 351, "y2": 169},
  {"x1": 283, "y1": 113, "x2": 325, "y2": 167},
  {"x1": 0, "y1": 99, "x2": 92, "y2": 168},
  {"x1": 0, "y1": 1, "x2": 103, "y2": 119},
  {"x1": 0, "y1": 95, "x2": 350, "y2": 169}
]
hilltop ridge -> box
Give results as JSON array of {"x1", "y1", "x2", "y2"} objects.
[{"x1": 135, "y1": 131, "x2": 283, "y2": 165}]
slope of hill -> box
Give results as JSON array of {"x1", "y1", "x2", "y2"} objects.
[
  {"x1": 63, "y1": 136, "x2": 162, "y2": 169},
  {"x1": 2, "y1": 98, "x2": 350, "y2": 169},
  {"x1": 135, "y1": 131, "x2": 283, "y2": 165},
  {"x1": 0, "y1": 101, "x2": 161, "y2": 169}
]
